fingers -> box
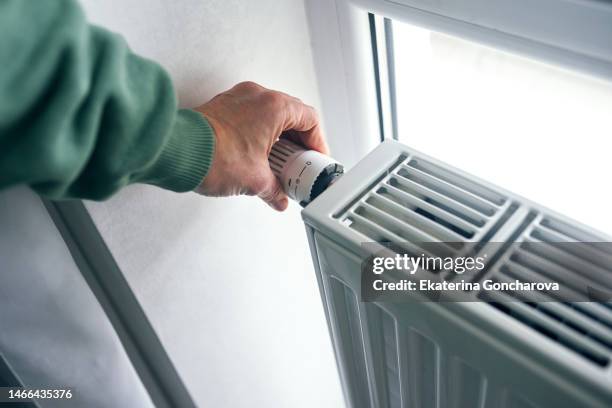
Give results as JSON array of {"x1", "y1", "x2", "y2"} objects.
[
  {"x1": 256, "y1": 167, "x2": 289, "y2": 211},
  {"x1": 282, "y1": 100, "x2": 330, "y2": 155},
  {"x1": 230, "y1": 82, "x2": 329, "y2": 154}
]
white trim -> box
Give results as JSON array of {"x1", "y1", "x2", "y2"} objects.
[
  {"x1": 305, "y1": 0, "x2": 381, "y2": 168},
  {"x1": 356, "y1": 0, "x2": 612, "y2": 78},
  {"x1": 372, "y1": 15, "x2": 395, "y2": 142}
]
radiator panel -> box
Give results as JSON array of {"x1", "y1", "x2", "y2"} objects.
[{"x1": 304, "y1": 141, "x2": 612, "y2": 408}]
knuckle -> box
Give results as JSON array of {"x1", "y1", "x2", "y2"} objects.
[
  {"x1": 309, "y1": 107, "x2": 320, "y2": 121},
  {"x1": 310, "y1": 106, "x2": 319, "y2": 117},
  {"x1": 250, "y1": 176, "x2": 269, "y2": 196},
  {"x1": 236, "y1": 81, "x2": 261, "y2": 92},
  {"x1": 262, "y1": 91, "x2": 285, "y2": 109}
]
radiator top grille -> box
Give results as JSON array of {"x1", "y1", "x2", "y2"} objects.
[{"x1": 338, "y1": 154, "x2": 513, "y2": 258}]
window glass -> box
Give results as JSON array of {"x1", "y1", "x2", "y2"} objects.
[{"x1": 392, "y1": 21, "x2": 612, "y2": 235}]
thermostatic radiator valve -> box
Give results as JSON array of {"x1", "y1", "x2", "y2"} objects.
[{"x1": 269, "y1": 139, "x2": 343, "y2": 207}]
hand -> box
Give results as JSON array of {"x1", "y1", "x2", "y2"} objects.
[{"x1": 194, "y1": 81, "x2": 328, "y2": 211}]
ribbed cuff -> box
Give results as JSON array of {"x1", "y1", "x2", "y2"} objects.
[{"x1": 141, "y1": 109, "x2": 215, "y2": 192}]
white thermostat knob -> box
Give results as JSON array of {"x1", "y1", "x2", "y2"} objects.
[{"x1": 269, "y1": 139, "x2": 343, "y2": 206}]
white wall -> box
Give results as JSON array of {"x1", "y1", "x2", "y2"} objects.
[{"x1": 79, "y1": 1, "x2": 344, "y2": 407}]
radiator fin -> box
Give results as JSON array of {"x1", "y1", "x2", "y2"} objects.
[
  {"x1": 381, "y1": 312, "x2": 401, "y2": 408},
  {"x1": 401, "y1": 329, "x2": 439, "y2": 408},
  {"x1": 328, "y1": 278, "x2": 371, "y2": 408},
  {"x1": 442, "y1": 357, "x2": 486, "y2": 408},
  {"x1": 367, "y1": 307, "x2": 402, "y2": 408}
]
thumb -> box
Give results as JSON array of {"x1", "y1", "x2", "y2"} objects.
[{"x1": 257, "y1": 167, "x2": 289, "y2": 211}]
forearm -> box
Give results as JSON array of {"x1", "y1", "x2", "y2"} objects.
[{"x1": 0, "y1": 0, "x2": 214, "y2": 200}]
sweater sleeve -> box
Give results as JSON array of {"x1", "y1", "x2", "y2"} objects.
[{"x1": 0, "y1": 0, "x2": 215, "y2": 200}]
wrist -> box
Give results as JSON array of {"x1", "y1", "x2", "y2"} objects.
[{"x1": 139, "y1": 109, "x2": 216, "y2": 192}]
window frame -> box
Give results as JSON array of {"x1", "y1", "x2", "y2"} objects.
[{"x1": 305, "y1": 0, "x2": 612, "y2": 164}]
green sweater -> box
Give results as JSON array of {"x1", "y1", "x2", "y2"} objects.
[{"x1": 0, "y1": 0, "x2": 215, "y2": 200}]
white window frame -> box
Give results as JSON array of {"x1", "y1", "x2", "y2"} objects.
[{"x1": 305, "y1": 0, "x2": 612, "y2": 167}]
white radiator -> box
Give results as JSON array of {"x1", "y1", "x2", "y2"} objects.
[{"x1": 301, "y1": 140, "x2": 612, "y2": 408}]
